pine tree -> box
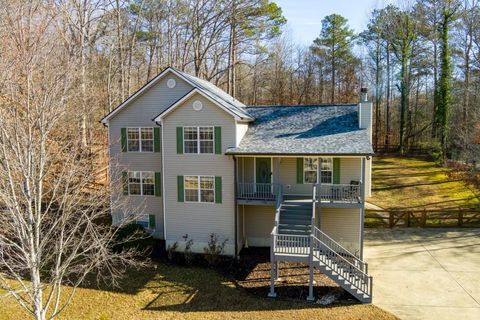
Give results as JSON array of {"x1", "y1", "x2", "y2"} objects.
[{"x1": 311, "y1": 14, "x2": 356, "y2": 103}]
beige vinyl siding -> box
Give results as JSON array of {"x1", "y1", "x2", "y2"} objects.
[
  {"x1": 163, "y1": 93, "x2": 236, "y2": 255},
  {"x1": 339, "y1": 158, "x2": 362, "y2": 184},
  {"x1": 319, "y1": 208, "x2": 361, "y2": 256},
  {"x1": 235, "y1": 122, "x2": 249, "y2": 146},
  {"x1": 243, "y1": 205, "x2": 275, "y2": 247},
  {"x1": 278, "y1": 157, "x2": 311, "y2": 194},
  {"x1": 108, "y1": 74, "x2": 192, "y2": 239},
  {"x1": 239, "y1": 157, "x2": 254, "y2": 183}
]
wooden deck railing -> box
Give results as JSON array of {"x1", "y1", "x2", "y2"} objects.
[
  {"x1": 272, "y1": 233, "x2": 310, "y2": 255},
  {"x1": 318, "y1": 183, "x2": 362, "y2": 203},
  {"x1": 237, "y1": 182, "x2": 280, "y2": 201}
]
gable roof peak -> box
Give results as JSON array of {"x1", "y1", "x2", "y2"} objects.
[{"x1": 101, "y1": 66, "x2": 252, "y2": 124}]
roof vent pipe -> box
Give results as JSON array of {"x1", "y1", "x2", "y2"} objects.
[{"x1": 360, "y1": 87, "x2": 368, "y2": 103}]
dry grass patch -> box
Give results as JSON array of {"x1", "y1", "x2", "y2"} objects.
[
  {"x1": 369, "y1": 156, "x2": 480, "y2": 211},
  {"x1": 0, "y1": 263, "x2": 396, "y2": 320}
]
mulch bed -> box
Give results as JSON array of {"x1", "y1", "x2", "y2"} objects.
[{"x1": 229, "y1": 247, "x2": 359, "y2": 304}]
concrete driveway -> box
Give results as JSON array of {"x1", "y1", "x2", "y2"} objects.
[{"x1": 364, "y1": 228, "x2": 480, "y2": 320}]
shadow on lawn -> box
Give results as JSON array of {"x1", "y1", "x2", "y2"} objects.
[
  {"x1": 139, "y1": 248, "x2": 357, "y2": 313},
  {"x1": 78, "y1": 247, "x2": 356, "y2": 313},
  {"x1": 373, "y1": 179, "x2": 462, "y2": 191}
]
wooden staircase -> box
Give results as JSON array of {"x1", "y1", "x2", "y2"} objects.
[
  {"x1": 278, "y1": 198, "x2": 312, "y2": 236},
  {"x1": 269, "y1": 185, "x2": 372, "y2": 303},
  {"x1": 310, "y1": 226, "x2": 372, "y2": 303}
]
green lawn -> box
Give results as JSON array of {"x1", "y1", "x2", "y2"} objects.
[
  {"x1": 369, "y1": 156, "x2": 480, "y2": 211},
  {"x1": 0, "y1": 263, "x2": 396, "y2": 320}
]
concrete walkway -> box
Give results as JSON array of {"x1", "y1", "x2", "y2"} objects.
[{"x1": 364, "y1": 228, "x2": 480, "y2": 320}]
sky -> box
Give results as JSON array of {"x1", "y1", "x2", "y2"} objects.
[{"x1": 275, "y1": 0, "x2": 395, "y2": 45}]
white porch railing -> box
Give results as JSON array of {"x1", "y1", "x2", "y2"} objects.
[
  {"x1": 272, "y1": 231, "x2": 310, "y2": 255},
  {"x1": 237, "y1": 182, "x2": 280, "y2": 201},
  {"x1": 318, "y1": 183, "x2": 362, "y2": 203}
]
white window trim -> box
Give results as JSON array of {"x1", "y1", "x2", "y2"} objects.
[
  {"x1": 127, "y1": 127, "x2": 154, "y2": 153},
  {"x1": 319, "y1": 157, "x2": 333, "y2": 185},
  {"x1": 184, "y1": 175, "x2": 216, "y2": 204},
  {"x1": 303, "y1": 157, "x2": 333, "y2": 184},
  {"x1": 182, "y1": 126, "x2": 215, "y2": 155},
  {"x1": 128, "y1": 171, "x2": 155, "y2": 196}
]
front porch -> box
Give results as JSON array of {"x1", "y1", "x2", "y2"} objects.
[
  {"x1": 237, "y1": 182, "x2": 363, "y2": 207},
  {"x1": 236, "y1": 156, "x2": 366, "y2": 208}
]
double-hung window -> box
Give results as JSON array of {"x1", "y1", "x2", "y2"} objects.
[
  {"x1": 184, "y1": 175, "x2": 215, "y2": 203},
  {"x1": 128, "y1": 171, "x2": 155, "y2": 196},
  {"x1": 304, "y1": 157, "x2": 318, "y2": 183},
  {"x1": 183, "y1": 126, "x2": 214, "y2": 154},
  {"x1": 127, "y1": 128, "x2": 154, "y2": 152},
  {"x1": 303, "y1": 157, "x2": 333, "y2": 184},
  {"x1": 319, "y1": 157, "x2": 333, "y2": 184}
]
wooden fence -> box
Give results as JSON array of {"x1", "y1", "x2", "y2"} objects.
[{"x1": 366, "y1": 209, "x2": 480, "y2": 228}]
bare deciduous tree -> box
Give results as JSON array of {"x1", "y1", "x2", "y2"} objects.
[{"x1": 0, "y1": 2, "x2": 144, "y2": 320}]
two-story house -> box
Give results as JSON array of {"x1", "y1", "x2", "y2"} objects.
[{"x1": 101, "y1": 67, "x2": 374, "y2": 303}]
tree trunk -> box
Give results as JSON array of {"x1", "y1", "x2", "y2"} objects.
[
  {"x1": 385, "y1": 43, "x2": 391, "y2": 147},
  {"x1": 399, "y1": 46, "x2": 408, "y2": 154}
]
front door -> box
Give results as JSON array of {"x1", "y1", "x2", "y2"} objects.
[{"x1": 255, "y1": 157, "x2": 271, "y2": 184}]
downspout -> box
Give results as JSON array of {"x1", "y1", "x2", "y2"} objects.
[
  {"x1": 156, "y1": 121, "x2": 167, "y2": 249},
  {"x1": 233, "y1": 156, "x2": 239, "y2": 259}
]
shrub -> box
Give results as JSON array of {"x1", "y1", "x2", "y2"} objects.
[
  {"x1": 167, "y1": 241, "x2": 178, "y2": 262},
  {"x1": 182, "y1": 234, "x2": 194, "y2": 265},
  {"x1": 113, "y1": 223, "x2": 155, "y2": 257},
  {"x1": 203, "y1": 233, "x2": 228, "y2": 266},
  {"x1": 415, "y1": 141, "x2": 443, "y2": 163}
]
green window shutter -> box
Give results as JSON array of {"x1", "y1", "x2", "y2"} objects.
[
  {"x1": 296, "y1": 158, "x2": 304, "y2": 184},
  {"x1": 333, "y1": 158, "x2": 341, "y2": 184},
  {"x1": 149, "y1": 214, "x2": 156, "y2": 228},
  {"x1": 155, "y1": 172, "x2": 162, "y2": 197},
  {"x1": 121, "y1": 128, "x2": 127, "y2": 152},
  {"x1": 154, "y1": 127, "x2": 161, "y2": 152},
  {"x1": 122, "y1": 171, "x2": 128, "y2": 195},
  {"x1": 215, "y1": 176, "x2": 222, "y2": 203},
  {"x1": 177, "y1": 175, "x2": 184, "y2": 202},
  {"x1": 214, "y1": 126, "x2": 222, "y2": 154},
  {"x1": 176, "y1": 127, "x2": 183, "y2": 154}
]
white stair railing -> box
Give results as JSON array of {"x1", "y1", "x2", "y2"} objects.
[
  {"x1": 311, "y1": 235, "x2": 372, "y2": 298},
  {"x1": 313, "y1": 226, "x2": 368, "y2": 273}
]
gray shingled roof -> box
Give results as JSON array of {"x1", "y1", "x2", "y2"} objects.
[
  {"x1": 174, "y1": 68, "x2": 253, "y2": 120},
  {"x1": 226, "y1": 105, "x2": 374, "y2": 155}
]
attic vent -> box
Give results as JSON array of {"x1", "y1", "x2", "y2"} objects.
[
  {"x1": 167, "y1": 78, "x2": 176, "y2": 88},
  {"x1": 193, "y1": 100, "x2": 203, "y2": 111}
]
